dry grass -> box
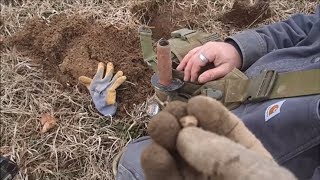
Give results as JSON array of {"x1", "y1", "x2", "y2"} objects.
[
  {"x1": 1, "y1": 50, "x2": 116, "y2": 179},
  {"x1": 0, "y1": 0, "x2": 317, "y2": 179},
  {"x1": 0, "y1": 49, "x2": 149, "y2": 179},
  {"x1": 182, "y1": 0, "x2": 318, "y2": 37}
]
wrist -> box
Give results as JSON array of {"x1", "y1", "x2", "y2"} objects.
[{"x1": 224, "y1": 40, "x2": 242, "y2": 69}]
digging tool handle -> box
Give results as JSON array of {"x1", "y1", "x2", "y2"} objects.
[{"x1": 157, "y1": 38, "x2": 172, "y2": 86}]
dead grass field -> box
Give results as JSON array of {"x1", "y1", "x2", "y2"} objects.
[{"x1": 0, "y1": 0, "x2": 318, "y2": 179}]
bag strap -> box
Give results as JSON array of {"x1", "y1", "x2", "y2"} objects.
[
  {"x1": 248, "y1": 69, "x2": 320, "y2": 101},
  {"x1": 203, "y1": 69, "x2": 320, "y2": 105},
  {"x1": 138, "y1": 26, "x2": 158, "y2": 72}
]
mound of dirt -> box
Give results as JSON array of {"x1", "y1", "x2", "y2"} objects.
[
  {"x1": 131, "y1": 0, "x2": 205, "y2": 40},
  {"x1": 131, "y1": 0, "x2": 271, "y2": 37},
  {"x1": 219, "y1": 0, "x2": 271, "y2": 27},
  {"x1": 7, "y1": 14, "x2": 154, "y2": 117}
]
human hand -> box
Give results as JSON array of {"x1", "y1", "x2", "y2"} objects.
[
  {"x1": 79, "y1": 62, "x2": 126, "y2": 116},
  {"x1": 141, "y1": 96, "x2": 296, "y2": 180},
  {"x1": 176, "y1": 42, "x2": 242, "y2": 83}
]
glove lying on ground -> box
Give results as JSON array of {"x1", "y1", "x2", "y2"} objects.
[
  {"x1": 141, "y1": 96, "x2": 297, "y2": 180},
  {"x1": 79, "y1": 62, "x2": 126, "y2": 116}
]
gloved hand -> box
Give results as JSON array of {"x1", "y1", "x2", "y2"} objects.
[
  {"x1": 141, "y1": 96, "x2": 296, "y2": 180},
  {"x1": 79, "y1": 62, "x2": 126, "y2": 116}
]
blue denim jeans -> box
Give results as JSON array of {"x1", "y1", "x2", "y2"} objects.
[{"x1": 116, "y1": 136, "x2": 151, "y2": 180}]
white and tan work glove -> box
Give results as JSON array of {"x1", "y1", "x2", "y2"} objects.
[
  {"x1": 79, "y1": 62, "x2": 126, "y2": 116},
  {"x1": 141, "y1": 96, "x2": 297, "y2": 180}
]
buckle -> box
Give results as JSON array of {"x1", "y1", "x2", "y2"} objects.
[
  {"x1": 171, "y1": 28, "x2": 196, "y2": 40},
  {"x1": 138, "y1": 25, "x2": 152, "y2": 35},
  {"x1": 245, "y1": 70, "x2": 277, "y2": 102},
  {"x1": 201, "y1": 88, "x2": 223, "y2": 100},
  {"x1": 198, "y1": 33, "x2": 221, "y2": 44}
]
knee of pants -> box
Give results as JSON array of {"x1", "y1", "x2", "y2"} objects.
[{"x1": 116, "y1": 136, "x2": 152, "y2": 180}]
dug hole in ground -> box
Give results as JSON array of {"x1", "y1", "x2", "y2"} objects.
[{"x1": 0, "y1": 0, "x2": 317, "y2": 179}]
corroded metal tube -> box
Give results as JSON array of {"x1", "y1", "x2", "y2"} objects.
[{"x1": 157, "y1": 38, "x2": 172, "y2": 86}]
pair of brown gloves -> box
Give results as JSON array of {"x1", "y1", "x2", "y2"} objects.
[{"x1": 141, "y1": 96, "x2": 297, "y2": 180}]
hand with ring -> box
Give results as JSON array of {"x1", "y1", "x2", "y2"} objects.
[{"x1": 176, "y1": 41, "x2": 243, "y2": 83}]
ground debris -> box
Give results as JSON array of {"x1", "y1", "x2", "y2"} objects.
[
  {"x1": 219, "y1": 0, "x2": 271, "y2": 27},
  {"x1": 7, "y1": 14, "x2": 154, "y2": 118},
  {"x1": 39, "y1": 113, "x2": 57, "y2": 133},
  {"x1": 130, "y1": 0, "x2": 205, "y2": 40}
]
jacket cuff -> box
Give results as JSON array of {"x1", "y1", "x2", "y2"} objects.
[{"x1": 225, "y1": 30, "x2": 267, "y2": 70}]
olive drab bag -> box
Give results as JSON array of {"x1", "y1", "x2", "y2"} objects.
[{"x1": 138, "y1": 26, "x2": 320, "y2": 115}]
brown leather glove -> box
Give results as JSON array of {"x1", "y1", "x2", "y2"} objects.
[{"x1": 141, "y1": 96, "x2": 297, "y2": 180}]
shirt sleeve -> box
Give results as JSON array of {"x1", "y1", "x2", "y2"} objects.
[
  {"x1": 225, "y1": 6, "x2": 320, "y2": 70},
  {"x1": 311, "y1": 167, "x2": 320, "y2": 180}
]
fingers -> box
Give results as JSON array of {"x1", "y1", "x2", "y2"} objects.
[
  {"x1": 147, "y1": 101, "x2": 187, "y2": 150},
  {"x1": 187, "y1": 96, "x2": 273, "y2": 159},
  {"x1": 104, "y1": 62, "x2": 114, "y2": 81},
  {"x1": 148, "y1": 111, "x2": 181, "y2": 151},
  {"x1": 94, "y1": 62, "x2": 117, "y2": 81},
  {"x1": 141, "y1": 142, "x2": 182, "y2": 180},
  {"x1": 94, "y1": 62, "x2": 106, "y2": 80},
  {"x1": 163, "y1": 101, "x2": 188, "y2": 120},
  {"x1": 183, "y1": 59, "x2": 194, "y2": 81},
  {"x1": 189, "y1": 44, "x2": 216, "y2": 82},
  {"x1": 78, "y1": 76, "x2": 92, "y2": 89},
  {"x1": 110, "y1": 75, "x2": 126, "y2": 90},
  {"x1": 198, "y1": 63, "x2": 231, "y2": 83},
  {"x1": 226, "y1": 123, "x2": 274, "y2": 159},
  {"x1": 177, "y1": 43, "x2": 218, "y2": 82},
  {"x1": 180, "y1": 116, "x2": 198, "y2": 127},
  {"x1": 106, "y1": 75, "x2": 126, "y2": 105},
  {"x1": 176, "y1": 47, "x2": 200, "y2": 71},
  {"x1": 177, "y1": 127, "x2": 240, "y2": 176},
  {"x1": 111, "y1": 71, "x2": 124, "y2": 83},
  {"x1": 187, "y1": 96, "x2": 234, "y2": 135},
  {"x1": 177, "y1": 41, "x2": 244, "y2": 83},
  {"x1": 190, "y1": 61, "x2": 202, "y2": 82},
  {"x1": 176, "y1": 127, "x2": 295, "y2": 180},
  {"x1": 143, "y1": 102, "x2": 197, "y2": 180},
  {"x1": 181, "y1": 47, "x2": 203, "y2": 82}
]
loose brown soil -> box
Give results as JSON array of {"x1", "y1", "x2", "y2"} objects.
[
  {"x1": 219, "y1": 0, "x2": 271, "y2": 27},
  {"x1": 7, "y1": 14, "x2": 154, "y2": 117},
  {"x1": 131, "y1": 0, "x2": 271, "y2": 39},
  {"x1": 131, "y1": 0, "x2": 205, "y2": 40}
]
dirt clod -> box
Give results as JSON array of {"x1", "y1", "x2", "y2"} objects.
[{"x1": 7, "y1": 14, "x2": 154, "y2": 117}]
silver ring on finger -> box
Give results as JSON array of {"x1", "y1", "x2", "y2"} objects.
[{"x1": 199, "y1": 53, "x2": 209, "y2": 64}]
